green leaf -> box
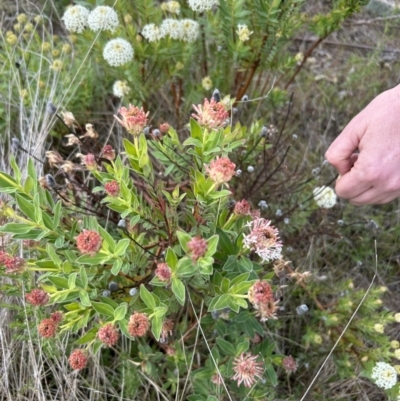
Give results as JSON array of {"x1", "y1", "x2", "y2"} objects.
[
  {"x1": 53, "y1": 201, "x2": 62, "y2": 230},
  {"x1": 140, "y1": 284, "x2": 156, "y2": 311},
  {"x1": 190, "y1": 118, "x2": 203, "y2": 140},
  {"x1": 91, "y1": 301, "x2": 115, "y2": 317},
  {"x1": 16, "y1": 194, "x2": 36, "y2": 222},
  {"x1": 222, "y1": 256, "x2": 237, "y2": 271},
  {"x1": 236, "y1": 339, "x2": 250, "y2": 354},
  {"x1": 114, "y1": 238, "x2": 130, "y2": 257},
  {"x1": 205, "y1": 235, "x2": 219, "y2": 257},
  {"x1": 10, "y1": 154, "x2": 22, "y2": 183},
  {"x1": 153, "y1": 306, "x2": 168, "y2": 317},
  {"x1": 151, "y1": 315, "x2": 163, "y2": 341},
  {"x1": 266, "y1": 365, "x2": 278, "y2": 387},
  {"x1": 171, "y1": 278, "x2": 185, "y2": 305},
  {"x1": 80, "y1": 266, "x2": 88, "y2": 289},
  {"x1": 240, "y1": 258, "x2": 254, "y2": 272},
  {"x1": 111, "y1": 259, "x2": 123, "y2": 275},
  {"x1": 98, "y1": 226, "x2": 115, "y2": 252},
  {"x1": 75, "y1": 327, "x2": 98, "y2": 345},
  {"x1": 176, "y1": 231, "x2": 191, "y2": 252},
  {"x1": 46, "y1": 243, "x2": 61, "y2": 267},
  {"x1": 165, "y1": 247, "x2": 178, "y2": 270},
  {"x1": 208, "y1": 294, "x2": 231, "y2": 311},
  {"x1": 68, "y1": 273, "x2": 77, "y2": 290},
  {"x1": 0, "y1": 223, "x2": 33, "y2": 234},
  {"x1": 114, "y1": 303, "x2": 127, "y2": 321},
  {"x1": 216, "y1": 338, "x2": 236, "y2": 355},
  {"x1": 47, "y1": 276, "x2": 69, "y2": 289},
  {"x1": 0, "y1": 172, "x2": 19, "y2": 190},
  {"x1": 79, "y1": 290, "x2": 91, "y2": 307},
  {"x1": 176, "y1": 257, "x2": 196, "y2": 277},
  {"x1": 76, "y1": 253, "x2": 110, "y2": 265},
  {"x1": 216, "y1": 228, "x2": 236, "y2": 254}
]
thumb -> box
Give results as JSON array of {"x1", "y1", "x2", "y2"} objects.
[{"x1": 325, "y1": 117, "x2": 365, "y2": 176}]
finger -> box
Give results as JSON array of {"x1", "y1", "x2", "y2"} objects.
[
  {"x1": 349, "y1": 189, "x2": 398, "y2": 206},
  {"x1": 334, "y1": 166, "x2": 372, "y2": 199},
  {"x1": 325, "y1": 117, "x2": 366, "y2": 176}
]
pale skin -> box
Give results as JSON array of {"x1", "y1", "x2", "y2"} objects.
[{"x1": 325, "y1": 84, "x2": 400, "y2": 205}]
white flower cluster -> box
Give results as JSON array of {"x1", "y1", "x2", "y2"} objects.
[
  {"x1": 161, "y1": 1, "x2": 181, "y2": 14},
  {"x1": 236, "y1": 24, "x2": 253, "y2": 42},
  {"x1": 103, "y1": 39, "x2": 134, "y2": 66},
  {"x1": 187, "y1": 0, "x2": 219, "y2": 12},
  {"x1": 371, "y1": 362, "x2": 397, "y2": 390},
  {"x1": 88, "y1": 6, "x2": 119, "y2": 32},
  {"x1": 113, "y1": 80, "x2": 131, "y2": 97},
  {"x1": 144, "y1": 19, "x2": 200, "y2": 43},
  {"x1": 313, "y1": 186, "x2": 337, "y2": 208},
  {"x1": 142, "y1": 24, "x2": 164, "y2": 42},
  {"x1": 62, "y1": 5, "x2": 90, "y2": 33}
]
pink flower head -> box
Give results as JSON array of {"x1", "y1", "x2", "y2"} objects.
[
  {"x1": 98, "y1": 323, "x2": 119, "y2": 347},
  {"x1": 159, "y1": 122, "x2": 170, "y2": 133},
  {"x1": 187, "y1": 236, "x2": 207, "y2": 261},
  {"x1": 114, "y1": 104, "x2": 149, "y2": 135},
  {"x1": 192, "y1": 98, "x2": 229, "y2": 129},
  {"x1": 26, "y1": 289, "x2": 49, "y2": 306},
  {"x1": 248, "y1": 281, "x2": 273, "y2": 306},
  {"x1": 205, "y1": 157, "x2": 236, "y2": 185},
  {"x1": 160, "y1": 318, "x2": 174, "y2": 342},
  {"x1": 128, "y1": 312, "x2": 150, "y2": 337},
  {"x1": 234, "y1": 200, "x2": 251, "y2": 216},
  {"x1": 254, "y1": 299, "x2": 279, "y2": 322},
  {"x1": 2, "y1": 254, "x2": 25, "y2": 274},
  {"x1": 82, "y1": 153, "x2": 97, "y2": 170},
  {"x1": 101, "y1": 145, "x2": 116, "y2": 161},
  {"x1": 282, "y1": 355, "x2": 297, "y2": 373},
  {"x1": 211, "y1": 373, "x2": 224, "y2": 385},
  {"x1": 232, "y1": 352, "x2": 264, "y2": 387},
  {"x1": 50, "y1": 311, "x2": 64, "y2": 324},
  {"x1": 104, "y1": 181, "x2": 120, "y2": 197},
  {"x1": 75, "y1": 229, "x2": 102, "y2": 256},
  {"x1": 243, "y1": 218, "x2": 282, "y2": 263},
  {"x1": 69, "y1": 349, "x2": 88, "y2": 370},
  {"x1": 155, "y1": 263, "x2": 172, "y2": 282},
  {"x1": 38, "y1": 318, "x2": 58, "y2": 338}
]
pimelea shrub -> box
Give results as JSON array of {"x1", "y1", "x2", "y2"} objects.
[{"x1": 1, "y1": 94, "x2": 400, "y2": 400}]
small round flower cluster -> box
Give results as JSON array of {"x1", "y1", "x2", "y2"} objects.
[
  {"x1": 236, "y1": 24, "x2": 253, "y2": 42},
  {"x1": 104, "y1": 181, "x2": 120, "y2": 197},
  {"x1": 38, "y1": 312, "x2": 63, "y2": 339},
  {"x1": 243, "y1": 218, "x2": 283, "y2": 263},
  {"x1": 202, "y1": 76, "x2": 213, "y2": 91},
  {"x1": 187, "y1": 236, "x2": 208, "y2": 261},
  {"x1": 80, "y1": 153, "x2": 97, "y2": 170},
  {"x1": 205, "y1": 157, "x2": 236, "y2": 185},
  {"x1": 88, "y1": 6, "x2": 119, "y2": 32},
  {"x1": 98, "y1": 323, "x2": 120, "y2": 347},
  {"x1": 101, "y1": 145, "x2": 116, "y2": 161},
  {"x1": 26, "y1": 289, "x2": 49, "y2": 306},
  {"x1": 187, "y1": 0, "x2": 219, "y2": 12},
  {"x1": 371, "y1": 361, "x2": 397, "y2": 389},
  {"x1": 155, "y1": 263, "x2": 172, "y2": 282},
  {"x1": 113, "y1": 80, "x2": 131, "y2": 98},
  {"x1": 231, "y1": 352, "x2": 264, "y2": 387},
  {"x1": 103, "y1": 38, "x2": 134, "y2": 67},
  {"x1": 248, "y1": 280, "x2": 278, "y2": 321},
  {"x1": 75, "y1": 229, "x2": 103, "y2": 256},
  {"x1": 192, "y1": 98, "x2": 229, "y2": 129},
  {"x1": 69, "y1": 349, "x2": 88, "y2": 370},
  {"x1": 161, "y1": 1, "x2": 181, "y2": 14},
  {"x1": 313, "y1": 186, "x2": 337, "y2": 208},
  {"x1": 0, "y1": 251, "x2": 25, "y2": 274},
  {"x1": 62, "y1": 5, "x2": 90, "y2": 33},
  {"x1": 114, "y1": 104, "x2": 149, "y2": 135},
  {"x1": 282, "y1": 355, "x2": 297, "y2": 373},
  {"x1": 234, "y1": 199, "x2": 251, "y2": 216},
  {"x1": 150, "y1": 18, "x2": 200, "y2": 42},
  {"x1": 128, "y1": 312, "x2": 150, "y2": 337}
]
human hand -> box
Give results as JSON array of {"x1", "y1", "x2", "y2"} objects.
[{"x1": 325, "y1": 85, "x2": 400, "y2": 205}]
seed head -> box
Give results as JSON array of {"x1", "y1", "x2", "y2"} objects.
[
  {"x1": 2, "y1": 254, "x2": 25, "y2": 274},
  {"x1": 69, "y1": 349, "x2": 88, "y2": 370},
  {"x1": 232, "y1": 352, "x2": 264, "y2": 387},
  {"x1": 26, "y1": 289, "x2": 49, "y2": 306},
  {"x1": 160, "y1": 318, "x2": 174, "y2": 342},
  {"x1": 128, "y1": 312, "x2": 150, "y2": 337},
  {"x1": 98, "y1": 323, "x2": 120, "y2": 347},
  {"x1": 101, "y1": 145, "x2": 116, "y2": 161},
  {"x1": 75, "y1": 229, "x2": 102, "y2": 256},
  {"x1": 282, "y1": 355, "x2": 297, "y2": 373},
  {"x1": 50, "y1": 311, "x2": 64, "y2": 324}
]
